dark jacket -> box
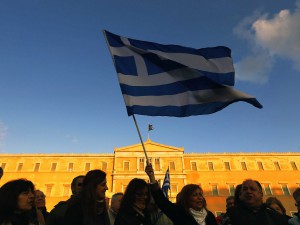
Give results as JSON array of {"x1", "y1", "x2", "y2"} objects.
[
  {"x1": 63, "y1": 201, "x2": 110, "y2": 225},
  {"x1": 114, "y1": 208, "x2": 151, "y2": 225},
  {"x1": 150, "y1": 183, "x2": 218, "y2": 225},
  {"x1": 0, "y1": 210, "x2": 40, "y2": 225},
  {"x1": 222, "y1": 203, "x2": 289, "y2": 225},
  {"x1": 46, "y1": 195, "x2": 78, "y2": 225}
]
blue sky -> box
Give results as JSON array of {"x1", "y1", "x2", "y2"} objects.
[{"x1": 0, "y1": 0, "x2": 299, "y2": 154}]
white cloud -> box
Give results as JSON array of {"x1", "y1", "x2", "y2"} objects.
[
  {"x1": 234, "y1": 52, "x2": 273, "y2": 84},
  {"x1": 0, "y1": 121, "x2": 8, "y2": 151},
  {"x1": 234, "y1": 2, "x2": 300, "y2": 83},
  {"x1": 66, "y1": 135, "x2": 79, "y2": 144}
]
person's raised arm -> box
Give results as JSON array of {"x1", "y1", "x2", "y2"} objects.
[{"x1": 145, "y1": 164, "x2": 156, "y2": 184}]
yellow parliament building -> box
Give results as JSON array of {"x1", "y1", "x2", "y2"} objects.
[{"x1": 0, "y1": 139, "x2": 299, "y2": 216}]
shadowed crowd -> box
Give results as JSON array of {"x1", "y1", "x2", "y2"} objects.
[{"x1": 0, "y1": 165, "x2": 299, "y2": 225}]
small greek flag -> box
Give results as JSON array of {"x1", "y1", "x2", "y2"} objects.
[
  {"x1": 162, "y1": 168, "x2": 170, "y2": 198},
  {"x1": 148, "y1": 124, "x2": 154, "y2": 131}
]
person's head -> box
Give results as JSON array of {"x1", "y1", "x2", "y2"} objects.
[
  {"x1": 239, "y1": 179, "x2": 263, "y2": 208},
  {"x1": 292, "y1": 188, "x2": 300, "y2": 213},
  {"x1": 82, "y1": 170, "x2": 107, "y2": 200},
  {"x1": 79, "y1": 170, "x2": 107, "y2": 225},
  {"x1": 119, "y1": 178, "x2": 150, "y2": 212},
  {"x1": 110, "y1": 192, "x2": 123, "y2": 213},
  {"x1": 71, "y1": 175, "x2": 85, "y2": 196},
  {"x1": 0, "y1": 179, "x2": 35, "y2": 217},
  {"x1": 176, "y1": 192, "x2": 182, "y2": 203},
  {"x1": 265, "y1": 197, "x2": 286, "y2": 215},
  {"x1": 34, "y1": 190, "x2": 46, "y2": 209},
  {"x1": 177, "y1": 184, "x2": 205, "y2": 212},
  {"x1": 0, "y1": 167, "x2": 3, "y2": 180},
  {"x1": 234, "y1": 184, "x2": 242, "y2": 206},
  {"x1": 226, "y1": 196, "x2": 235, "y2": 210}
]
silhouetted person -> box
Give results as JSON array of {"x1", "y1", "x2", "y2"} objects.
[
  {"x1": 221, "y1": 179, "x2": 288, "y2": 225},
  {"x1": 114, "y1": 178, "x2": 151, "y2": 225},
  {"x1": 108, "y1": 192, "x2": 123, "y2": 225},
  {"x1": 266, "y1": 197, "x2": 291, "y2": 220},
  {"x1": 146, "y1": 164, "x2": 218, "y2": 225},
  {"x1": 0, "y1": 167, "x2": 3, "y2": 180},
  {"x1": 35, "y1": 190, "x2": 49, "y2": 220},
  {"x1": 0, "y1": 179, "x2": 42, "y2": 225},
  {"x1": 63, "y1": 170, "x2": 109, "y2": 225},
  {"x1": 289, "y1": 188, "x2": 300, "y2": 225},
  {"x1": 216, "y1": 196, "x2": 235, "y2": 224},
  {"x1": 46, "y1": 175, "x2": 84, "y2": 225}
]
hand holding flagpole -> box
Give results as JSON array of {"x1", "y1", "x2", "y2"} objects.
[{"x1": 145, "y1": 163, "x2": 156, "y2": 183}]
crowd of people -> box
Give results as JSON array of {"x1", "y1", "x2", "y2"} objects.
[{"x1": 0, "y1": 165, "x2": 299, "y2": 225}]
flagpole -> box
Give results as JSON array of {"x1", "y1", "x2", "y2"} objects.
[
  {"x1": 132, "y1": 114, "x2": 150, "y2": 165},
  {"x1": 147, "y1": 123, "x2": 150, "y2": 140}
]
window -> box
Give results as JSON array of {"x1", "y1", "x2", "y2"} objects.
[
  {"x1": 208, "y1": 162, "x2": 214, "y2": 171},
  {"x1": 17, "y1": 163, "x2": 23, "y2": 172},
  {"x1": 170, "y1": 162, "x2": 175, "y2": 171},
  {"x1": 1, "y1": 163, "x2": 6, "y2": 170},
  {"x1": 228, "y1": 184, "x2": 235, "y2": 196},
  {"x1": 291, "y1": 161, "x2": 298, "y2": 170},
  {"x1": 124, "y1": 162, "x2": 129, "y2": 171},
  {"x1": 139, "y1": 158, "x2": 144, "y2": 171},
  {"x1": 171, "y1": 184, "x2": 178, "y2": 193},
  {"x1": 102, "y1": 162, "x2": 107, "y2": 171},
  {"x1": 85, "y1": 163, "x2": 91, "y2": 171},
  {"x1": 155, "y1": 158, "x2": 160, "y2": 171},
  {"x1": 191, "y1": 162, "x2": 197, "y2": 171},
  {"x1": 63, "y1": 185, "x2": 70, "y2": 197},
  {"x1": 212, "y1": 185, "x2": 219, "y2": 196},
  {"x1": 45, "y1": 184, "x2": 53, "y2": 196},
  {"x1": 34, "y1": 163, "x2": 40, "y2": 172},
  {"x1": 68, "y1": 163, "x2": 74, "y2": 172},
  {"x1": 241, "y1": 162, "x2": 247, "y2": 170},
  {"x1": 51, "y1": 163, "x2": 57, "y2": 172},
  {"x1": 257, "y1": 161, "x2": 264, "y2": 170},
  {"x1": 274, "y1": 161, "x2": 281, "y2": 170},
  {"x1": 280, "y1": 184, "x2": 290, "y2": 196},
  {"x1": 224, "y1": 162, "x2": 231, "y2": 171},
  {"x1": 262, "y1": 184, "x2": 272, "y2": 195}
]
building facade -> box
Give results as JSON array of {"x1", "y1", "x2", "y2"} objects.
[{"x1": 0, "y1": 139, "x2": 299, "y2": 216}]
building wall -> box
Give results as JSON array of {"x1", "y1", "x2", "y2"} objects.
[{"x1": 0, "y1": 140, "x2": 299, "y2": 216}]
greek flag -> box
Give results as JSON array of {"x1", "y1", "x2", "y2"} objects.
[
  {"x1": 162, "y1": 168, "x2": 170, "y2": 198},
  {"x1": 103, "y1": 30, "x2": 262, "y2": 117}
]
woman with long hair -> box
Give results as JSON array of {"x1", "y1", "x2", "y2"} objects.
[
  {"x1": 145, "y1": 164, "x2": 217, "y2": 225},
  {"x1": 0, "y1": 179, "x2": 41, "y2": 225},
  {"x1": 63, "y1": 169, "x2": 110, "y2": 225},
  {"x1": 114, "y1": 178, "x2": 151, "y2": 225}
]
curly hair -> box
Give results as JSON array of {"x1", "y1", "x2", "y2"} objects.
[{"x1": 176, "y1": 184, "x2": 205, "y2": 213}]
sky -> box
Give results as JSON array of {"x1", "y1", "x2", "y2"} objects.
[{"x1": 0, "y1": 0, "x2": 299, "y2": 154}]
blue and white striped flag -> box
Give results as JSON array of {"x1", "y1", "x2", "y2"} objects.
[
  {"x1": 162, "y1": 168, "x2": 170, "y2": 199},
  {"x1": 103, "y1": 30, "x2": 262, "y2": 117}
]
